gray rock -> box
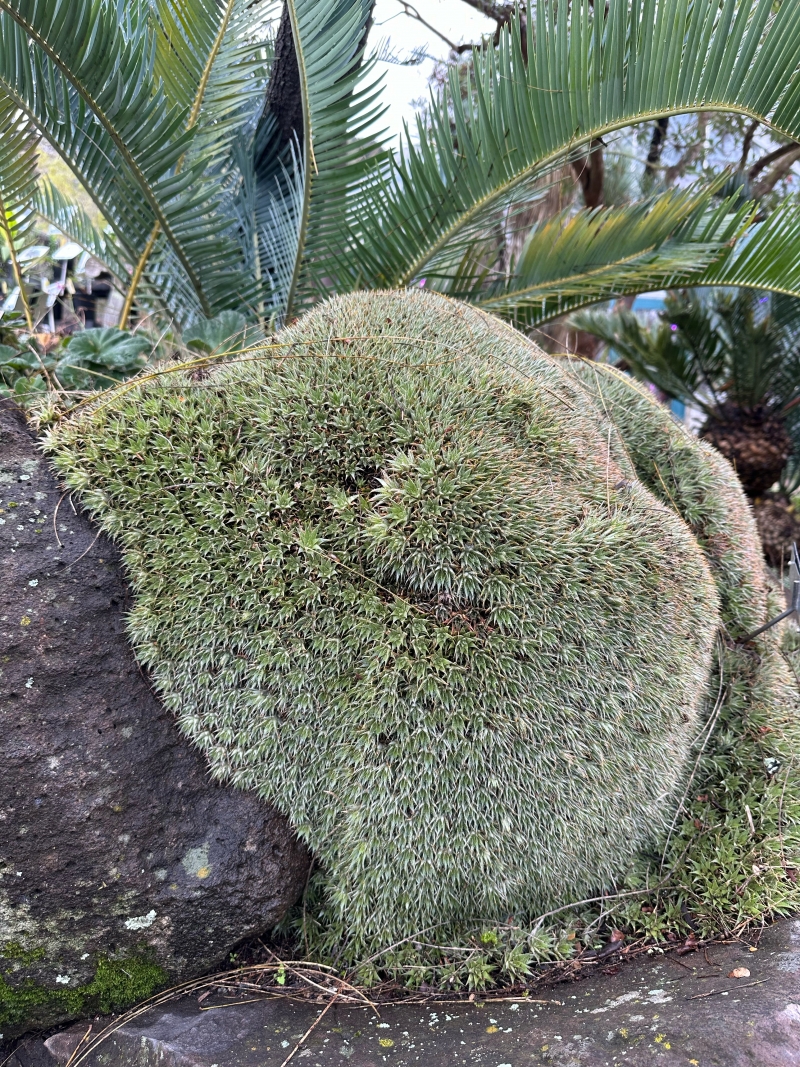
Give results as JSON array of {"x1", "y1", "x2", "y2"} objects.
[
  {"x1": 0, "y1": 400, "x2": 310, "y2": 1038},
  {"x1": 13, "y1": 918, "x2": 800, "y2": 1066}
]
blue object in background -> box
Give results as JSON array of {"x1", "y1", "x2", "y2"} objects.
[
  {"x1": 631, "y1": 291, "x2": 667, "y2": 311},
  {"x1": 670, "y1": 398, "x2": 686, "y2": 420}
]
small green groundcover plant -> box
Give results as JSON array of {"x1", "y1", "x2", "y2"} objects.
[{"x1": 44, "y1": 291, "x2": 800, "y2": 991}]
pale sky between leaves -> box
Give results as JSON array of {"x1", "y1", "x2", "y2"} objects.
[{"x1": 368, "y1": 0, "x2": 495, "y2": 144}]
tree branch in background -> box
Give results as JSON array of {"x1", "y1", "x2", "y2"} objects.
[
  {"x1": 748, "y1": 140, "x2": 800, "y2": 182},
  {"x1": 751, "y1": 144, "x2": 800, "y2": 199},
  {"x1": 399, "y1": 0, "x2": 519, "y2": 56},
  {"x1": 571, "y1": 139, "x2": 604, "y2": 208},
  {"x1": 397, "y1": 1, "x2": 469, "y2": 54},
  {"x1": 458, "y1": 0, "x2": 516, "y2": 26},
  {"x1": 644, "y1": 117, "x2": 669, "y2": 179},
  {"x1": 662, "y1": 114, "x2": 708, "y2": 185},
  {"x1": 740, "y1": 120, "x2": 759, "y2": 170}
]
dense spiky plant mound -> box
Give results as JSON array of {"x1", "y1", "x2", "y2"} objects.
[
  {"x1": 573, "y1": 364, "x2": 800, "y2": 936},
  {"x1": 48, "y1": 291, "x2": 720, "y2": 951}
]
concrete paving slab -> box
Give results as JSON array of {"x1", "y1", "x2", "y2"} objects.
[{"x1": 11, "y1": 918, "x2": 800, "y2": 1067}]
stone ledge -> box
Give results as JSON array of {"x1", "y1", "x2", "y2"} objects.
[{"x1": 11, "y1": 918, "x2": 800, "y2": 1067}]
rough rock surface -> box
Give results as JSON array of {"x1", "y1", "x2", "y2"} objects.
[
  {"x1": 0, "y1": 400, "x2": 310, "y2": 1037},
  {"x1": 12, "y1": 918, "x2": 800, "y2": 1066}
]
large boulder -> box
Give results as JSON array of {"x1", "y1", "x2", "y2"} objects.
[{"x1": 0, "y1": 400, "x2": 310, "y2": 1039}]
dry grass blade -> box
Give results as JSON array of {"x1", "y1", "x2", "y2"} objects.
[
  {"x1": 279, "y1": 993, "x2": 338, "y2": 1067},
  {"x1": 62, "y1": 962, "x2": 353, "y2": 1067}
]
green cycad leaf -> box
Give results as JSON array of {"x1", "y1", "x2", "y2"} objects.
[
  {"x1": 0, "y1": 89, "x2": 39, "y2": 330},
  {"x1": 247, "y1": 125, "x2": 305, "y2": 323},
  {"x1": 152, "y1": 0, "x2": 227, "y2": 115},
  {"x1": 0, "y1": 0, "x2": 250, "y2": 319},
  {"x1": 277, "y1": 0, "x2": 388, "y2": 318},
  {"x1": 345, "y1": 0, "x2": 800, "y2": 293},
  {"x1": 466, "y1": 186, "x2": 751, "y2": 328},
  {"x1": 121, "y1": 0, "x2": 278, "y2": 323},
  {"x1": 555, "y1": 195, "x2": 800, "y2": 332},
  {"x1": 151, "y1": 0, "x2": 277, "y2": 171},
  {"x1": 696, "y1": 197, "x2": 800, "y2": 296}
]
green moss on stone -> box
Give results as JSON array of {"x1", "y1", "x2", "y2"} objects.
[
  {"x1": 47, "y1": 290, "x2": 721, "y2": 953},
  {"x1": 0, "y1": 955, "x2": 167, "y2": 1029},
  {"x1": 1, "y1": 943, "x2": 46, "y2": 965}
]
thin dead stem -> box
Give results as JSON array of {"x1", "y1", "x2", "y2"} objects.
[{"x1": 279, "y1": 993, "x2": 338, "y2": 1067}]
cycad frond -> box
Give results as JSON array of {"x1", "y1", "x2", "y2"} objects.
[
  {"x1": 121, "y1": 0, "x2": 279, "y2": 323},
  {"x1": 0, "y1": 89, "x2": 39, "y2": 329},
  {"x1": 697, "y1": 197, "x2": 800, "y2": 296},
  {"x1": 530, "y1": 194, "x2": 800, "y2": 330},
  {"x1": 457, "y1": 186, "x2": 749, "y2": 327},
  {"x1": 150, "y1": 0, "x2": 277, "y2": 174},
  {"x1": 0, "y1": 0, "x2": 250, "y2": 319},
  {"x1": 344, "y1": 0, "x2": 800, "y2": 294}
]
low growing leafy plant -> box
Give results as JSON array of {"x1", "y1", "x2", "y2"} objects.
[{"x1": 0, "y1": 325, "x2": 151, "y2": 401}]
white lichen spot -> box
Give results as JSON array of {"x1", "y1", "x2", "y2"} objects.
[
  {"x1": 647, "y1": 989, "x2": 673, "y2": 1004},
  {"x1": 591, "y1": 991, "x2": 641, "y2": 1015},
  {"x1": 124, "y1": 909, "x2": 157, "y2": 930},
  {"x1": 55, "y1": 975, "x2": 70, "y2": 985},
  {"x1": 28, "y1": 579, "x2": 38, "y2": 587},
  {"x1": 181, "y1": 842, "x2": 212, "y2": 879},
  {"x1": 80, "y1": 953, "x2": 89, "y2": 960},
  {"x1": 25, "y1": 678, "x2": 33, "y2": 688}
]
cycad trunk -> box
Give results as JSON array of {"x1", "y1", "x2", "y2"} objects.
[{"x1": 699, "y1": 404, "x2": 792, "y2": 499}]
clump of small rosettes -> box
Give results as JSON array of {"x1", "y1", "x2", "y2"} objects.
[{"x1": 48, "y1": 290, "x2": 721, "y2": 954}]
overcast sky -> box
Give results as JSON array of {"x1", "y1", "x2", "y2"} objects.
[{"x1": 368, "y1": 0, "x2": 495, "y2": 144}]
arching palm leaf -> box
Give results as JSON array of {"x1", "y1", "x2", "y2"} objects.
[
  {"x1": 120, "y1": 0, "x2": 279, "y2": 322},
  {"x1": 0, "y1": 90, "x2": 39, "y2": 329},
  {"x1": 0, "y1": 0, "x2": 255, "y2": 321},
  {"x1": 265, "y1": 0, "x2": 387, "y2": 319},
  {"x1": 438, "y1": 184, "x2": 747, "y2": 327},
  {"x1": 151, "y1": 0, "x2": 276, "y2": 170},
  {"x1": 696, "y1": 197, "x2": 800, "y2": 297},
  {"x1": 523, "y1": 193, "x2": 800, "y2": 330},
  {"x1": 337, "y1": 0, "x2": 800, "y2": 297}
]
